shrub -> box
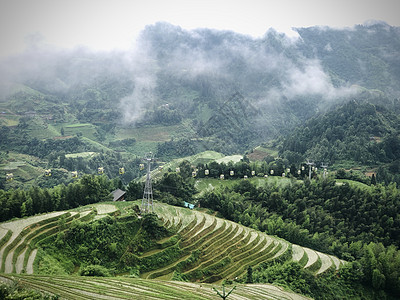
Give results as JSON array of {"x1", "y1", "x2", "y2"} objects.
[{"x1": 79, "y1": 264, "x2": 111, "y2": 277}]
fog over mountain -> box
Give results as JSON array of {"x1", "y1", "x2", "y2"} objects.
[{"x1": 1, "y1": 21, "x2": 399, "y2": 142}]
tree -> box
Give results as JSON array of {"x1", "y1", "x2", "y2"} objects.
[
  {"x1": 126, "y1": 181, "x2": 143, "y2": 200},
  {"x1": 371, "y1": 174, "x2": 377, "y2": 185},
  {"x1": 156, "y1": 172, "x2": 196, "y2": 200},
  {"x1": 178, "y1": 160, "x2": 192, "y2": 179},
  {"x1": 246, "y1": 265, "x2": 253, "y2": 283},
  {"x1": 372, "y1": 268, "x2": 385, "y2": 290}
]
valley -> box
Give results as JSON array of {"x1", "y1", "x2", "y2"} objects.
[{"x1": 1, "y1": 21, "x2": 400, "y2": 299}]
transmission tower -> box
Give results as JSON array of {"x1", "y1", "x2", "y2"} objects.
[
  {"x1": 306, "y1": 159, "x2": 314, "y2": 180},
  {"x1": 141, "y1": 152, "x2": 155, "y2": 214},
  {"x1": 321, "y1": 163, "x2": 328, "y2": 179}
]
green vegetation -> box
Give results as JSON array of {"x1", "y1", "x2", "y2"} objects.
[
  {"x1": 0, "y1": 174, "x2": 115, "y2": 222},
  {"x1": 0, "y1": 280, "x2": 59, "y2": 300},
  {"x1": 279, "y1": 100, "x2": 400, "y2": 185},
  {"x1": 1, "y1": 155, "x2": 400, "y2": 298},
  {"x1": 1, "y1": 177, "x2": 399, "y2": 298}
]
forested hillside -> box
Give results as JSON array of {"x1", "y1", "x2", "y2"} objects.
[
  {"x1": 279, "y1": 99, "x2": 400, "y2": 184},
  {"x1": 1, "y1": 22, "x2": 400, "y2": 160}
]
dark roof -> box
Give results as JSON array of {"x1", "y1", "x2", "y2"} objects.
[{"x1": 111, "y1": 189, "x2": 126, "y2": 201}]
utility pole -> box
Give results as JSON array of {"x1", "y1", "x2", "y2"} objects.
[
  {"x1": 306, "y1": 159, "x2": 314, "y2": 180},
  {"x1": 141, "y1": 152, "x2": 155, "y2": 214},
  {"x1": 321, "y1": 163, "x2": 328, "y2": 179}
]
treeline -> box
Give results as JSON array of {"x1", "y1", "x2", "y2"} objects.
[
  {"x1": 0, "y1": 125, "x2": 91, "y2": 158},
  {"x1": 200, "y1": 178, "x2": 400, "y2": 251},
  {"x1": 108, "y1": 138, "x2": 136, "y2": 148},
  {"x1": 0, "y1": 175, "x2": 120, "y2": 222},
  {"x1": 169, "y1": 158, "x2": 375, "y2": 185},
  {"x1": 49, "y1": 152, "x2": 143, "y2": 185},
  {"x1": 139, "y1": 105, "x2": 183, "y2": 126},
  {"x1": 198, "y1": 178, "x2": 400, "y2": 296}
]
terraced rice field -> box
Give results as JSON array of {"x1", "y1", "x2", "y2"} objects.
[
  {"x1": 0, "y1": 202, "x2": 345, "y2": 299},
  {"x1": 151, "y1": 203, "x2": 344, "y2": 283},
  {"x1": 92, "y1": 203, "x2": 119, "y2": 220},
  {"x1": 0, "y1": 274, "x2": 312, "y2": 300},
  {"x1": 0, "y1": 208, "x2": 96, "y2": 275}
]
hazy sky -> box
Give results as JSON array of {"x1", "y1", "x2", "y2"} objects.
[{"x1": 0, "y1": 0, "x2": 399, "y2": 58}]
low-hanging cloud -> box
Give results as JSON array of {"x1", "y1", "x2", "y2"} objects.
[
  {"x1": 282, "y1": 59, "x2": 357, "y2": 100},
  {"x1": 0, "y1": 22, "x2": 362, "y2": 124},
  {"x1": 118, "y1": 38, "x2": 158, "y2": 125},
  {"x1": 117, "y1": 24, "x2": 361, "y2": 126}
]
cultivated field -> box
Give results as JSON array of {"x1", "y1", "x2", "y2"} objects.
[
  {"x1": 0, "y1": 208, "x2": 97, "y2": 274},
  {"x1": 152, "y1": 203, "x2": 344, "y2": 283},
  {"x1": 0, "y1": 274, "x2": 312, "y2": 299},
  {"x1": 0, "y1": 201, "x2": 345, "y2": 299}
]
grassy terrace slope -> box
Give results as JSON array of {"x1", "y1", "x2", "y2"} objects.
[
  {"x1": 150, "y1": 203, "x2": 345, "y2": 283},
  {"x1": 0, "y1": 203, "x2": 118, "y2": 275}
]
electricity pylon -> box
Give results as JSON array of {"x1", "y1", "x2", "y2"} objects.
[
  {"x1": 141, "y1": 152, "x2": 155, "y2": 214},
  {"x1": 306, "y1": 159, "x2": 314, "y2": 180}
]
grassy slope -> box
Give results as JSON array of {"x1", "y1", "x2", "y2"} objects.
[{"x1": 0, "y1": 152, "x2": 46, "y2": 186}]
